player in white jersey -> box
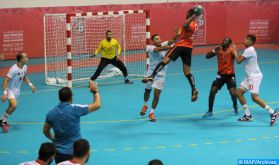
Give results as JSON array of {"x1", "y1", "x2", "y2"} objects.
[
  {"x1": 232, "y1": 34, "x2": 278, "y2": 126},
  {"x1": 19, "y1": 142, "x2": 55, "y2": 165},
  {"x1": 140, "y1": 31, "x2": 180, "y2": 122},
  {"x1": 1, "y1": 52, "x2": 36, "y2": 132},
  {"x1": 58, "y1": 139, "x2": 90, "y2": 165}
]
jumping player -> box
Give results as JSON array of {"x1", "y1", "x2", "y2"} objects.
[{"x1": 142, "y1": 6, "x2": 201, "y2": 102}]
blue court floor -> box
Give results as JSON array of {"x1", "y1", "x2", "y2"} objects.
[{"x1": 0, "y1": 49, "x2": 279, "y2": 165}]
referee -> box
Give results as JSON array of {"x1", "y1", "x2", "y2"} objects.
[{"x1": 90, "y1": 30, "x2": 133, "y2": 84}]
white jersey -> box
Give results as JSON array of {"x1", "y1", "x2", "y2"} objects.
[
  {"x1": 19, "y1": 160, "x2": 41, "y2": 165},
  {"x1": 6, "y1": 64, "x2": 27, "y2": 95},
  {"x1": 146, "y1": 41, "x2": 168, "y2": 78},
  {"x1": 242, "y1": 46, "x2": 262, "y2": 78},
  {"x1": 57, "y1": 160, "x2": 81, "y2": 165}
]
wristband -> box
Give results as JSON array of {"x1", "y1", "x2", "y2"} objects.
[
  {"x1": 29, "y1": 82, "x2": 33, "y2": 87},
  {"x1": 93, "y1": 91, "x2": 99, "y2": 94},
  {"x1": 3, "y1": 91, "x2": 7, "y2": 95}
]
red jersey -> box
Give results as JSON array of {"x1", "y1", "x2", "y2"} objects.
[
  {"x1": 175, "y1": 21, "x2": 198, "y2": 48},
  {"x1": 216, "y1": 47, "x2": 235, "y2": 75}
]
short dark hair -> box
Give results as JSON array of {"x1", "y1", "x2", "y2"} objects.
[
  {"x1": 148, "y1": 159, "x2": 163, "y2": 165},
  {"x1": 16, "y1": 52, "x2": 24, "y2": 62},
  {"x1": 38, "y1": 142, "x2": 56, "y2": 161},
  {"x1": 186, "y1": 8, "x2": 195, "y2": 19},
  {"x1": 106, "y1": 30, "x2": 112, "y2": 35},
  {"x1": 151, "y1": 34, "x2": 159, "y2": 41},
  {"x1": 247, "y1": 34, "x2": 256, "y2": 44},
  {"x1": 59, "y1": 87, "x2": 72, "y2": 102},
  {"x1": 73, "y1": 139, "x2": 90, "y2": 158}
]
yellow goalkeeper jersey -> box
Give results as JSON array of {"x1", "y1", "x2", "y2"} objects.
[{"x1": 95, "y1": 39, "x2": 121, "y2": 59}]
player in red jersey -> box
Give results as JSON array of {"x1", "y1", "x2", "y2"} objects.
[
  {"x1": 203, "y1": 37, "x2": 239, "y2": 117},
  {"x1": 142, "y1": 7, "x2": 200, "y2": 102}
]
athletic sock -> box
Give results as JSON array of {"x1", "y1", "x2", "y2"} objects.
[
  {"x1": 144, "y1": 102, "x2": 148, "y2": 106},
  {"x1": 264, "y1": 105, "x2": 275, "y2": 114},
  {"x1": 186, "y1": 73, "x2": 196, "y2": 89},
  {"x1": 242, "y1": 104, "x2": 251, "y2": 116},
  {"x1": 150, "y1": 109, "x2": 155, "y2": 114},
  {"x1": 1, "y1": 113, "x2": 9, "y2": 123},
  {"x1": 124, "y1": 76, "x2": 128, "y2": 80},
  {"x1": 208, "y1": 103, "x2": 213, "y2": 112}
]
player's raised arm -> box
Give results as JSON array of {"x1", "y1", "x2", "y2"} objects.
[
  {"x1": 232, "y1": 43, "x2": 245, "y2": 64},
  {"x1": 206, "y1": 47, "x2": 219, "y2": 59},
  {"x1": 167, "y1": 28, "x2": 182, "y2": 46},
  {"x1": 88, "y1": 81, "x2": 101, "y2": 112},
  {"x1": 183, "y1": 8, "x2": 198, "y2": 30},
  {"x1": 23, "y1": 75, "x2": 36, "y2": 93},
  {"x1": 153, "y1": 45, "x2": 172, "y2": 53}
]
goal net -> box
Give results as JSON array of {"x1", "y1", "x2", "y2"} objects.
[{"x1": 44, "y1": 10, "x2": 150, "y2": 87}]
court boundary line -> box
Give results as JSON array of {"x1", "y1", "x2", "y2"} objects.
[
  {"x1": 1, "y1": 134, "x2": 279, "y2": 154},
  {"x1": 14, "y1": 59, "x2": 279, "y2": 95},
  {"x1": 8, "y1": 100, "x2": 279, "y2": 125}
]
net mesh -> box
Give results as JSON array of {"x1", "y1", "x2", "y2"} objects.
[{"x1": 44, "y1": 12, "x2": 147, "y2": 86}]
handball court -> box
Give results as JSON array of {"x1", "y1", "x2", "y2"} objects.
[{"x1": 0, "y1": 45, "x2": 279, "y2": 165}]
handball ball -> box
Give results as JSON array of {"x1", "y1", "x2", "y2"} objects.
[{"x1": 194, "y1": 5, "x2": 204, "y2": 16}]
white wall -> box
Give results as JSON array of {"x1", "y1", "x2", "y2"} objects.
[{"x1": 0, "y1": 0, "x2": 236, "y2": 9}]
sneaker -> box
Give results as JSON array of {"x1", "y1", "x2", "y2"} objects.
[
  {"x1": 191, "y1": 89, "x2": 199, "y2": 102},
  {"x1": 140, "y1": 105, "x2": 148, "y2": 116},
  {"x1": 149, "y1": 113, "x2": 156, "y2": 122},
  {"x1": 142, "y1": 76, "x2": 153, "y2": 83},
  {"x1": 238, "y1": 114, "x2": 253, "y2": 121},
  {"x1": 1, "y1": 122, "x2": 9, "y2": 133},
  {"x1": 270, "y1": 111, "x2": 279, "y2": 126},
  {"x1": 124, "y1": 79, "x2": 133, "y2": 84},
  {"x1": 233, "y1": 105, "x2": 239, "y2": 115},
  {"x1": 203, "y1": 111, "x2": 213, "y2": 118}
]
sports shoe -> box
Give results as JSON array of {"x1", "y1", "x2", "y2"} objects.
[
  {"x1": 270, "y1": 111, "x2": 279, "y2": 126},
  {"x1": 140, "y1": 105, "x2": 148, "y2": 116},
  {"x1": 203, "y1": 111, "x2": 213, "y2": 118},
  {"x1": 191, "y1": 89, "x2": 199, "y2": 102},
  {"x1": 124, "y1": 79, "x2": 133, "y2": 84},
  {"x1": 238, "y1": 114, "x2": 253, "y2": 121},
  {"x1": 142, "y1": 76, "x2": 153, "y2": 83},
  {"x1": 1, "y1": 122, "x2": 9, "y2": 133},
  {"x1": 149, "y1": 113, "x2": 156, "y2": 122},
  {"x1": 233, "y1": 105, "x2": 239, "y2": 115}
]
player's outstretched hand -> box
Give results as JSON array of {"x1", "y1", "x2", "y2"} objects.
[
  {"x1": 31, "y1": 85, "x2": 36, "y2": 93},
  {"x1": 231, "y1": 43, "x2": 237, "y2": 52},
  {"x1": 1, "y1": 94, "x2": 7, "y2": 102},
  {"x1": 89, "y1": 81, "x2": 99, "y2": 93},
  {"x1": 90, "y1": 53, "x2": 97, "y2": 58}
]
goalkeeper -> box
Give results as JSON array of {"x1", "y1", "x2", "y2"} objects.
[{"x1": 90, "y1": 30, "x2": 133, "y2": 84}]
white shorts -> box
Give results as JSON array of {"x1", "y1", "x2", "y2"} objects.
[
  {"x1": 240, "y1": 75, "x2": 262, "y2": 94},
  {"x1": 7, "y1": 90, "x2": 20, "y2": 100},
  {"x1": 145, "y1": 78, "x2": 165, "y2": 90},
  {"x1": 145, "y1": 69, "x2": 166, "y2": 90}
]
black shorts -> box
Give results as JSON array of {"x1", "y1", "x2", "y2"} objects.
[
  {"x1": 212, "y1": 74, "x2": 237, "y2": 90},
  {"x1": 166, "y1": 46, "x2": 192, "y2": 66}
]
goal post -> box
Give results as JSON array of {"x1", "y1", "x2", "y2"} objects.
[{"x1": 44, "y1": 10, "x2": 151, "y2": 87}]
